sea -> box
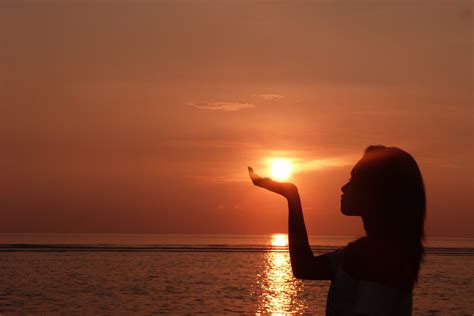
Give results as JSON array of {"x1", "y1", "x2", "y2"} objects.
[{"x1": 0, "y1": 234, "x2": 473, "y2": 315}]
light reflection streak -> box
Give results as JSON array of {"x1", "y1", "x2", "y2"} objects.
[
  {"x1": 256, "y1": 235, "x2": 305, "y2": 314},
  {"x1": 271, "y1": 234, "x2": 288, "y2": 247}
]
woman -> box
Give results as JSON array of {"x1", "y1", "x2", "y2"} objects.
[{"x1": 249, "y1": 145, "x2": 426, "y2": 315}]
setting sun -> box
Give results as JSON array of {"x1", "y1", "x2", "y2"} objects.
[{"x1": 270, "y1": 159, "x2": 292, "y2": 181}]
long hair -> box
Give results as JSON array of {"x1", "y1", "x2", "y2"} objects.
[{"x1": 354, "y1": 145, "x2": 426, "y2": 287}]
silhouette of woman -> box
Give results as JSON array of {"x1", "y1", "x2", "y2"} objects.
[{"x1": 249, "y1": 145, "x2": 426, "y2": 315}]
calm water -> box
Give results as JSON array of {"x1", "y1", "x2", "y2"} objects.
[{"x1": 0, "y1": 234, "x2": 473, "y2": 314}]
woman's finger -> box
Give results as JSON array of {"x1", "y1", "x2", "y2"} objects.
[{"x1": 248, "y1": 166, "x2": 262, "y2": 183}]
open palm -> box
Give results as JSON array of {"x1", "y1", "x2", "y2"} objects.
[{"x1": 248, "y1": 166, "x2": 298, "y2": 199}]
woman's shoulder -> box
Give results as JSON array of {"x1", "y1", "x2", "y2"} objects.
[
  {"x1": 326, "y1": 243, "x2": 413, "y2": 316},
  {"x1": 327, "y1": 277, "x2": 412, "y2": 316},
  {"x1": 341, "y1": 237, "x2": 416, "y2": 290}
]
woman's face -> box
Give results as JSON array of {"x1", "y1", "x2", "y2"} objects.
[{"x1": 340, "y1": 161, "x2": 369, "y2": 217}]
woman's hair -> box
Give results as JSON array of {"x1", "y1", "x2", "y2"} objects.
[{"x1": 355, "y1": 145, "x2": 426, "y2": 285}]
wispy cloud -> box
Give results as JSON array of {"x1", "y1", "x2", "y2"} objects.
[
  {"x1": 257, "y1": 149, "x2": 356, "y2": 174},
  {"x1": 253, "y1": 94, "x2": 300, "y2": 103},
  {"x1": 187, "y1": 102, "x2": 255, "y2": 111},
  {"x1": 296, "y1": 158, "x2": 352, "y2": 171},
  {"x1": 255, "y1": 94, "x2": 285, "y2": 101},
  {"x1": 187, "y1": 175, "x2": 249, "y2": 183},
  {"x1": 186, "y1": 94, "x2": 297, "y2": 112}
]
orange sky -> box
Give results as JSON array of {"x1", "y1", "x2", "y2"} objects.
[{"x1": 0, "y1": 0, "x2": 472, "y2": 237}]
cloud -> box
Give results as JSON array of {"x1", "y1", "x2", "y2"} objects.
[
  {"x1": 186, "y1": 94, "x2": 297, "y2": 112},
  {"x1": 297, "y1": 158, "x2": 352, "y2": 171},
  {"x1": 187, "y1": 175, "x2": 249, "y2": 183},
  {"x1": 253, "y1": 94, "x2": 301, "y2": 103},
  {"x1": 257, "y1": 149, "x2": 356, "y2": 175},
  {"x1": 255, "y1": 94, "x2": 285, "y2": 100},
  {"x1": 187, "y1": 102, "x2": 255, "y2": 111}
]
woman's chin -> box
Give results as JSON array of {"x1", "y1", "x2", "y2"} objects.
[
  {"x1": 340, "y1": 206, "x2": 358, "y2": 216},
  {"x1": 340, "y1": 205, "x2": 348, "y2": 215}
]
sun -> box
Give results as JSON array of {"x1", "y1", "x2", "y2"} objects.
[
  {"x1": 271, "y1": 234, "x2": 288, "y2": 247},
  {"x1": 270, "y1": 159, "x2": 292, "y2": 181}
]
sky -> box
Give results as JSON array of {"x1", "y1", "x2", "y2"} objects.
[{"x1": 0, "y1": 0, "x2": 472, "y2": 237}]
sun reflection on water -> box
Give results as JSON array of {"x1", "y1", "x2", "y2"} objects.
[
  {"x1": 256, "y1": 234, "x2": 305, "y2": 314},
  {"x1": 271, "y1": 234, "x2": 289, "y2": 247}
]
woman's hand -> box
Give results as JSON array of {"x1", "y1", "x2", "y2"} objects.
[{"x1": 248, "y1": 166, "x2": 298, "y2": 199}]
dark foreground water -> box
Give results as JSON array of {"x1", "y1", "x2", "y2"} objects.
[{"x1": 0, "y1": 234, "x2": 473, "y2": 314}]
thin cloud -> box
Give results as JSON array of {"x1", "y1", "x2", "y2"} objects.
[
  {"x1": 256, "y1": 149, "x2": 356, "y2": 174},
  {"x1": 187, "y1": 102, "x2": 255, "y2": 111},
  {"x1": 187, "y1": 175, "x2": 249, "y2": 183},
  {"x1": 298, "y1": 158, "x2": 352, "y2": 171},
  {"x1": 255, "y1": 94, "x2": 285, "y2": 100},
  {"x1": 253, "y1": 94, "x2": 301, "y2": 103}
]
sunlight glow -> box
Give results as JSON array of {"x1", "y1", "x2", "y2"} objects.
[
  {"x1": 271, "y1": 234, "x2": 289, "y2": 247},
  {"x1": 270, "y1": 159, "x2": 292, "y2": 181},
  {"x1": 255, "y1": 239, "x2": 304, "y2": 314}
]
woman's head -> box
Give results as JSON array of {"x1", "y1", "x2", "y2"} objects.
[
  {"x1": 340, "y1": 145, "x2": 426, "y2": 287},
  {"x1": 341, "y1": 145, "x2": 426, "y2": 241}
]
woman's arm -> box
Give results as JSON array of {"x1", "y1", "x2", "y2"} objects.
[
  {"x1": 249, "y1": 167, "x2": 333, "y2": 280},
  {"x1": 287, "y1": 189, "x2": 333, "y2": 280}
]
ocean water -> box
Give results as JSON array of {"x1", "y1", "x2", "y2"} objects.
[{"x1": 0, "y1": 234, "x2": 473, "y2": 314}]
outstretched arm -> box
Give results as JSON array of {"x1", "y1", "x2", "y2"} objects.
[{"x1": 249, "y1": 166, "x2": 333, "y2": 280}]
